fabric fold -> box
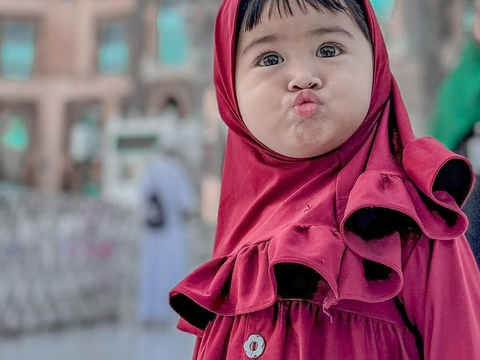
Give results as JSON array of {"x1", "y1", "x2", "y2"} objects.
[
  {"x1": 171, "y1": 141, "x2": 475, "y2": 333},
  {"x1": 171, "y1": 146, "x2": 474, "y2": 334},
  {"x1": 342, "y1": 168, "x2": 471, "y2": 241},
  {"x1": 170, "y1": 225, "x2": 345, "y2": 332},
  {"x1": 334, "y1": 138, "x2": 474, "y2": 306},
  {"x1": 403, "y1": 137, "x2": 474, "y2": 208}
]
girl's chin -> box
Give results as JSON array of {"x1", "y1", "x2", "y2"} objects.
[{"x1": 274, "y1": 143, "x2": 328, "y2": 159}]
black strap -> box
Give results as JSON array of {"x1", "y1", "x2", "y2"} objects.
[{"x1": 146, "y1": 193, "x2": 166, "y2": 229}]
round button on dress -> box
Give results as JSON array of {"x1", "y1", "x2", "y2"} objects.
[{"x1": 243, "y1": 334, "x2": 266, "y2": 358}]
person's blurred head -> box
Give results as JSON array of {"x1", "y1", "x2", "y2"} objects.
[{"x1": 474, "y1": 0, "x2": 480, "y2": 43}]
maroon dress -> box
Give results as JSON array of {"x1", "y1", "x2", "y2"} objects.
[
  {"x1": 177, "y1": 233, "x2": 479, "y2": 359},
  {"x1": 170, "y1": 0, "x2": 480, "y2": 358}
]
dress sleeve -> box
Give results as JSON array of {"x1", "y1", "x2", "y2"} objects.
[{"x1": 398, "y1": 235, "x2": 480, "y2": 359}]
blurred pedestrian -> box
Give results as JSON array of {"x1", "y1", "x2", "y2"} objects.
[
  {"x1": 138, "y1": 148, "x2": 196, "y2": 328},
  {"x1": 430, "y1": 0, "x2": 480, "y2": 265}
]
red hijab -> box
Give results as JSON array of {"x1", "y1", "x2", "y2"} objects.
[{"x1": 170, "y1": 0, "x2": 474, "y2": 333}]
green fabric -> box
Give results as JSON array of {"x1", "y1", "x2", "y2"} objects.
[{"x1": 429, "y1": 39, "x2": 480, "y2": 150}]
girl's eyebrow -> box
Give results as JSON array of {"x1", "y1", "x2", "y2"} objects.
[
  {"x1": 308, "y1": 26, "x2": 354, "y2": 40},
  {"x1": 241, "y1": 34, "x2": 280, "y2": 58},
  {"x1": 241, "y1": 26, "x2": 354, "y2": 58}
]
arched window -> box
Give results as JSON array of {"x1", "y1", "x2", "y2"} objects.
[
  {"x1": 0, "y1": 112, "x2": 30, "y2": 183},
  {"x1": 157, "y1": 8, "x2": 189, "y2": 66}
]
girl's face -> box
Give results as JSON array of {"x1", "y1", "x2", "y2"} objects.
[{"x1": 235, "y1": 2, "x2": 373, "y2": 158}]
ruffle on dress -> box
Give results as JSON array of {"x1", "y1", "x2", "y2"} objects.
[
  {"x1": 170, "y1": 225, "x2": 345, "y2": 333},
  {"x1": 403, "y1": 137, "x2": 473, "y2": 211},
  {"x1": 338, "y1": 137, "x2": 474, "y2": 305},
  {"x1": 170, "y1": 138, "x2": 474, "y2": 334}
]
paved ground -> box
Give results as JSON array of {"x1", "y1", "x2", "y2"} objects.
[{"x1": 0, "y1": 322, "x2": 195, "y2": 360}]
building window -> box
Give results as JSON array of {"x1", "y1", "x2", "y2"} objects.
[
  {"x1": 0, "y1": 22, "x2": 36, "y2": 81},
  {"x1": 370, "y1": 0, "x2": 396, "y2": 25},
  {"x1": 98, "y1": 22, "x2": 130, "y2": 75},
  {"x1": 157, "y1": 9, "x2": 189, "y2": 66},
  {"x1": 0, "y1": 112, "x2": 30, "y2": 184}
]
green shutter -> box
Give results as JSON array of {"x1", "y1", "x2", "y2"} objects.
[
  {"x1": 157, "y1": 9, "x2": 189, "y2": 66},
  {"x1": 99, "y1": 23, "x2": 130, "y2": 75},
  {"x1": 1, "y1": 23, "x2": 35, "y2": 81}
]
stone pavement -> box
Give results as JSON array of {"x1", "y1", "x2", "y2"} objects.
[{"x1": 0, "y1": 322, "x2": 196, "y2": 360}]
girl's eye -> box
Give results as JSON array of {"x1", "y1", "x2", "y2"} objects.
[
  {"x1": 316, "y1": 45, "x2": 341, "y2": 58},
  {"x1": 257, "y1": 53, "x2": 284, "y2": 67}
]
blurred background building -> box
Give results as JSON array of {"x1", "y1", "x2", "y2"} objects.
[
  {"x1": 0, "y1": 0, "x2": 199, "y2": 195},
  {"x1": 0, "y1": 0, "x2": 477, "y2": 359}
]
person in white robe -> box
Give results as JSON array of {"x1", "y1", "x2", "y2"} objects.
[{"x1": 137, "y1": 150, "x2": 197, "y2": 327}]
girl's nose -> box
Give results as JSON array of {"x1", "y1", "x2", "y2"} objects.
[{"x1": 288, "y1": 73, "x2": 323, "y2": 91}]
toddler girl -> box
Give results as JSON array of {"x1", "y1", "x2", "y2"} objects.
[{"x1": 170, "y1": 0, "x2": 480, "y2": 359}]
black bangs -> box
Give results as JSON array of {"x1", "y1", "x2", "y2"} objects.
[{"x1": 237, "y1": 0, "x2": 371, "y2": 41}]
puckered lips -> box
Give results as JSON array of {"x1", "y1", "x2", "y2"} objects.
[{"x1": 293, "y1": 90, "x2": 323, "y2": 119}]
